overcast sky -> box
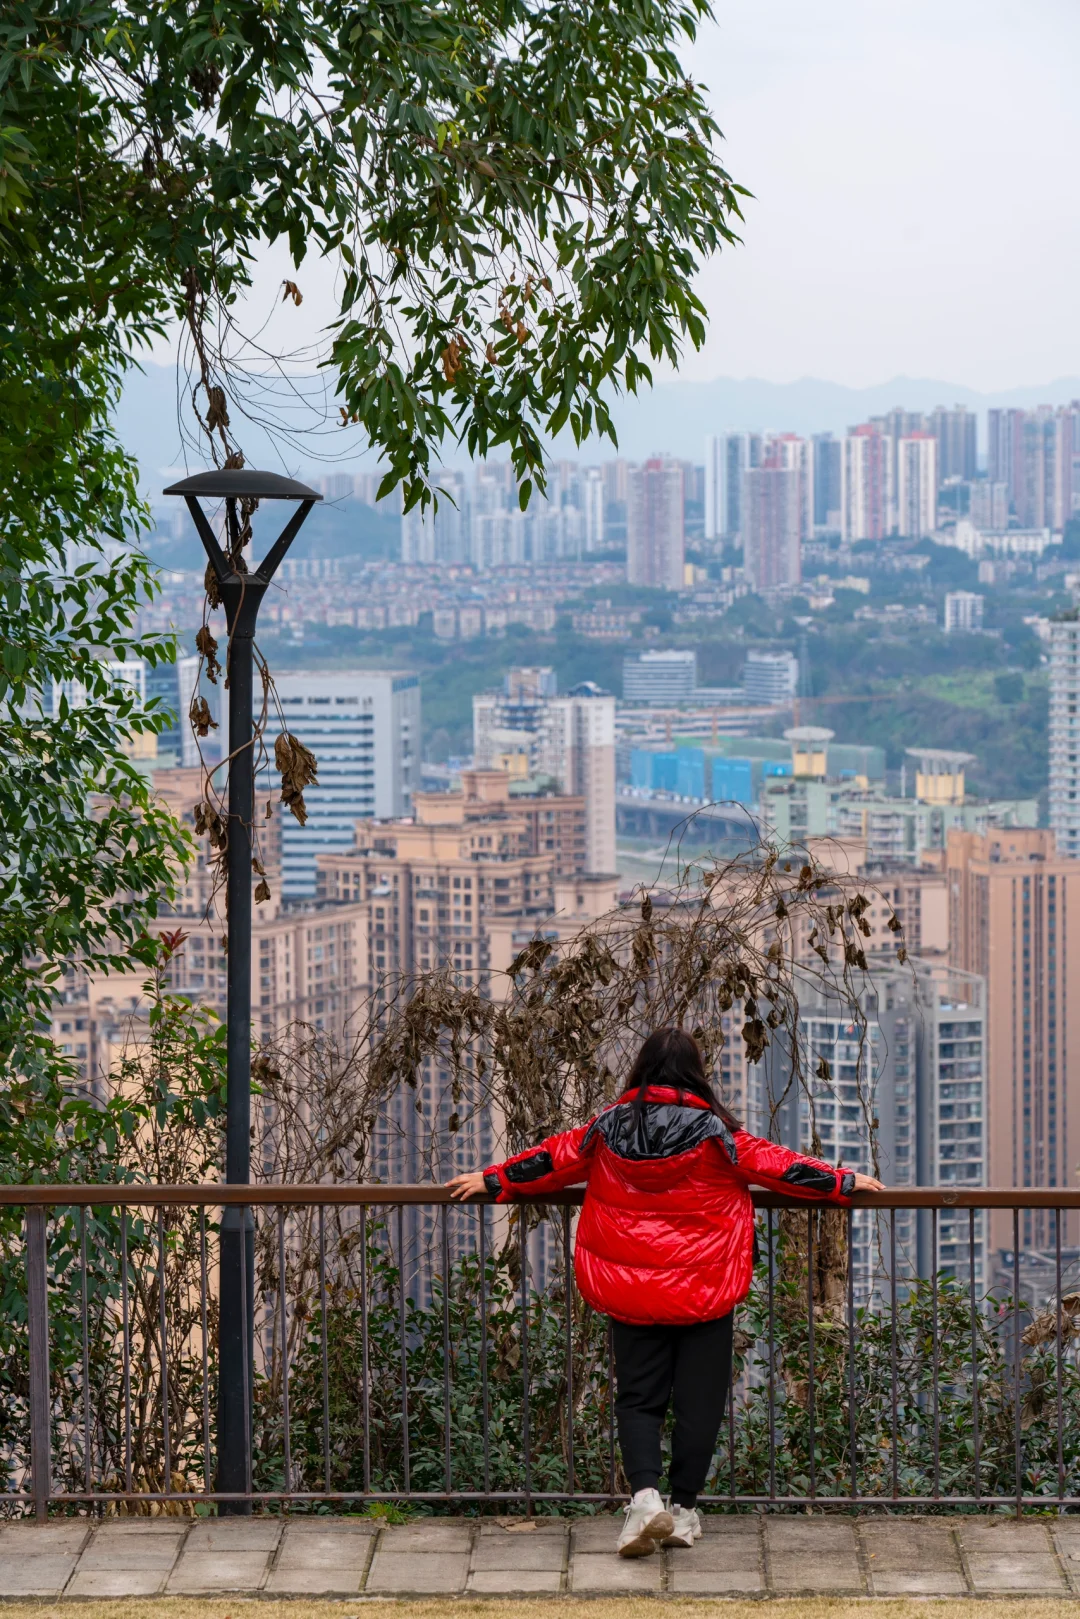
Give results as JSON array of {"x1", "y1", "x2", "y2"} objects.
[
  {"x1": 688, "y1": 0, "x2": 1080, "y2": 388},
  {"x1": 154, "y1": 1, "x2": 1080, "y2": 398}
]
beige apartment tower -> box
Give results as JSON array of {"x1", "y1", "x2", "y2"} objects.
[{"x1": 947, "y1": 827, "x2": 1080, "y2": 1250}]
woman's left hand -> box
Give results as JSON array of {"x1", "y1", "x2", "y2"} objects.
[
  {"x1": 850, "y1": 1173, "x2": 886, "y2": 1192},
  {"x1": 446, "y1": 1171, "x2": 489, "y2": 1201}
]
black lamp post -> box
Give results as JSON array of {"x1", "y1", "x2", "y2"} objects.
[{"x1": 164, "y1": 469, "x2": 321, "y2": 1510}]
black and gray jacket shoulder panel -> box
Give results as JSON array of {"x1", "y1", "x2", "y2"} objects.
[{"x1": 583, "y1": 1101, "x2": 738, "y2": 1166}]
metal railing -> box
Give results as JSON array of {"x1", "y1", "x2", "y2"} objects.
[{"x1": 6, "y1": 1184, "x2": 1080, "y2": 1518}]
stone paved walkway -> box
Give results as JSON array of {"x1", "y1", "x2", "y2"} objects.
[{"x1": 0, "y1": 1514, "x2": 1079, "y2": 1599}]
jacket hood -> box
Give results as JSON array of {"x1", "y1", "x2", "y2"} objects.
[{"x1": 583, "y1": 1087, "x2": 737, "y2": 1192}]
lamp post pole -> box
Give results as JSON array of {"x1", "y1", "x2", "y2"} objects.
[{"x1": 164, "y1": 471, "x2": 320, "y2": 1510}]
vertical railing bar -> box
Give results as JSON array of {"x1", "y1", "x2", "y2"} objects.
[
  {"x1": 727, "y1": 1346, "x2": 736, "y2": 1502},
  {"x1": 397, "y1": 1203, "x2": 410, "y2": 1494},
  {"x1": 26, "y1": 1206, "x2": 51, "y2": 1523},
  {"x1": 969, "y1": 1208, "x2": 981, "y2": 1504},
  {"x1": 121, "y1": 1211, "x2": 133, "y2": 1499},
  {"x1": 847, "y1": 1205, "x2": 857, "y2": 1504},
  {"x1": 606, "y1": 1318, "x2": 616, "y2": 1499},
  {"x1": 319, "y1": 1206, "x2": 332, "y2": 1496},
  {"x1": 238, "y1": 1204, "x2": 252, "y2": 1500},
  {"x1": 1056, "y1": 1206, "x2": 1065, "y2": 1505},
  {"x1": 1013, "y1": 1206, "x2": 1022, "y2": 1517},
  {"x1": 198, "y1": 1209, "x2": 211, "y2": 1497},
  {"x1": 277, "y1": 1206, "x2": 291, "y2": 1498},
  {"x1": 360, "y1": 1206, "x2": 371, "y2": 1495},
  {"x1": 767, "y1": 1208, "x2": 776, "y2": 1503},
  {"x1": 931, "y1": 1206, "x2": 940, "y2": 1501},
  {"x1": 889, "y1": 1209, "x2": 898, "y2": 1502},
  {"x1": 562, "y1": 1209, "x2": 576, "y2": 1495},
  {"x1": 519, "y1": 1214, "x2": 533, "y2": 1514},
  {"x1": 157, "y1": 1206, "x2": 171, "y2": 1497},
  {"x1": 479, "y1": 1205, "x2": 490, "y2": 1496},
  {"x1": 806, "y1": 1207, "x2": 816, "y2": 1501},
  {"x1": 79, "y1": 1208, "x2": 91, "y2": 1501},
  {"x1": 441, "y1": 1202, "x2": 452, "y2": 1496}
]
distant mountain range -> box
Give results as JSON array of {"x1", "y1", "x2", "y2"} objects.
[{"x1": 119, "y1": 360, "x2": 1080, "y2": 487}]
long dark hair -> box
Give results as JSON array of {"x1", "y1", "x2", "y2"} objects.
[{"x1": 627, "y1": 1027, "x2": 742, "y2": 1131}]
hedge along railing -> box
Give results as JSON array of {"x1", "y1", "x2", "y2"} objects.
[{"x1": 6, "y1": 1184, "x2": 1080, "y2": 1519}]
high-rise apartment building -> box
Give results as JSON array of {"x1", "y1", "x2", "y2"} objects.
[
  {"x1": 1049, "y1": 612, "x2": 1080, "y2": 858},
  {"x1": 841, "y1": 425, "x2": 890, "y2": 541},
  {"x1": 765, "y1": 434, "x2": 814, "y2": 543},
  {"x1": 400, "y1": 470, "x2": 470, "y2": 565},
  {"x1": 623, "y1": 649, "x2": 698, "y2": 706},
  {"x1": 583, "y1": 468, "x2": 605, "y2": 551},
  {"x1": 811, "y1": 432, "x2": 842, "y2": 532},
  {"x1": 270, "y1": 671, "x2": 420, "y2": 897},
  {"x1": 473, "y1": 670, "x2": 616, "y2": 873},
  {"x1": 943, "y1": 590, "x2": 984, "y2": 635},
  {"x1": 947, "y1": 827, "x2": 1080, "y2": 1252},
  {"x1": 896, "y1": 433, "x2": 938, "y2": 537},
  {"x1": 930, "y1": 405, "x2": 978, "y2": 483},
  {"x1": 759, "y1": 958, "x2": 986, "y2": 1298},
  {"x1": 703, "y1": 432, "x2": 762, "y2": 540},
  {"x1": 743, "y1": 452, "x2": 802, "y2": 591},
  {"x1": 987, "y1": 403, "x2": 1080, "y2": 530},
  {"x1": 627, "y1": 457, "x2": 684, "y2": 589}
]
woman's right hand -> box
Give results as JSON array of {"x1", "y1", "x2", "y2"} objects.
[
  {"x1": 850, "y1": 1173, "x2": 886, "y2": 1192},
  {"x1": 446, "y1": 1171, "x2": 489, "y2": 1201}
]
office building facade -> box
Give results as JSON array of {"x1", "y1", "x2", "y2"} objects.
[
  {"x1": 271, "y1": 670, "x2": 420, "y2": 896},
  {"x1": 623, "y1": 649, "x2": 698, "y2": 705}
]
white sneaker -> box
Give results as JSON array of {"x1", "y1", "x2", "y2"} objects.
[
  {"x1": 617, "y1": 1489, "x2": 674, "y2": 1558},
  {"x1": 662, "y1": 1504, "x2": 702, "y2": 1547}
]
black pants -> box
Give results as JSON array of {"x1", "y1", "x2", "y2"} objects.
[{"x1": 611, "y1": 1313, "x2": 733, "y2": 1510}]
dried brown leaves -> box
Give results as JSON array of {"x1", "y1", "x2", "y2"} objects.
[{"x1": 275, "y1": 731, "x2": 318, "y2": 825}]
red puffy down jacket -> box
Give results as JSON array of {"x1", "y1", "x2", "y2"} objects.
[{"x1": 483, "y1": 1085, "x2": 854, "y2": 1326}]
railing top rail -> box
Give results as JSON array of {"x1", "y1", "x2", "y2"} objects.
[{"x1": 0, "y1": 1183, "x2": 1074, "y2": 1208}]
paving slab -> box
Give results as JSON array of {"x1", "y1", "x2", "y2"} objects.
[
  {"x1": 699, "y1": 1515, "x2": 761, "y2": 1535},
  {"x1": 264, "y1": 1566, "x2": 367, "y2": 1594},
  {"x1": 0, "y1": 1554, "x2": 80, "y2": 1597},
  {"x1": 0, "y1": 1523, "x2": 90, "y2": 1555},
  {"x1": 871, "y1": 1571, "x2": 968, "y2": 1595},
  {"x1": 966, "y1": 1552, "x2": 1066, "y2": 1593},
  {"x1": 960, "y1": 1519, "x2": 1054, "y2": 1552},
  {"x1": 275, "y1": 1524, "x2": 375, "y2": 1569},
  {"x1": 79, "y1": 1534, "x2": 183, "y2": 1571},
  {"x1": 570, "y1": 1517, "x2": 627, "y2": 1556},
  {"x1": 571, "y1": 1550, "x2": 664, "y2": 1591},
  {"x1": 365, "y1": 1551, "x2": 470, "y2": 1593},
  {"x1": 376, "y1": 1522, "x2": 472, "y2": 1552},
  {"x1": 672, "y1": 1534, "x2": 761, "y2": 1572},
  {"x1": 166, "y1": 1551, "x2": 272, "y2": 1592},
  {"x1": 468, "y1": 1569, "x2": 562, "y2": 1592},
  {"x1": 185, "y1": 1519, "x2": 282, "y2": 1551},
  {"x1": 669, "y1": 1568, "x2": 766, "y2": 1593},
  {"x1": 861, "y1": 1519, "x2": 962, "y2": 1574},
  {"x1": 471, "y1": 1534, "x2": 566, "y2": 1571},
  {"x1": 67, "y1": 1568, "x2": 168, "y2": 1597}
]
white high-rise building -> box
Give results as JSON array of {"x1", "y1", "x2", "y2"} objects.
[
  {"x1": 896, "y1": 433, "x2": 938, "y2": 537},
  {"x1": 1049, "y1": 614, "x2": 1080, "y2": 858},
  {"x1": 943, "y1": 591, "x2": 984, "y2": 635},
  {"x1": 623, "y1": 649, "x2": 698, "y2": 705},
  {"x1": 742, "y1": 650, "x2": 798, "y2": 706},
  {"x1": 473, "y1": 670, "x2": 616, "y2": 874},
  {"x1": 704, "y1": 432, "x2": 762, "y2": 540},
  {"x1": 271, "y1": 671, "x2": 420, "y2": 896},
  {"x1": 627, "y1": 457, "x2": 684, "y2": 590},
  {"x1": 584, "y1": 469, "x2": 605, "y2": 551},
  {"x1": 841, "y1": 426, "x2": 891, "y2": 541},
  {"x1": 400, "y1": 470, "x2": 469, "y2": 564}
]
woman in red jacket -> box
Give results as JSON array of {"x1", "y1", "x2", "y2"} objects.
[{"x1": 448, "y1": 1026, "x2": 882, "y2": 1557}]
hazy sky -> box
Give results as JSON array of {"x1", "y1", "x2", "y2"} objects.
[
  {"x1": 689, "y1": 0, "x2": 1080, "y2": 388},
  {"x1": 154, "y1": 1, "x2": 1080, "y2": 396}
]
